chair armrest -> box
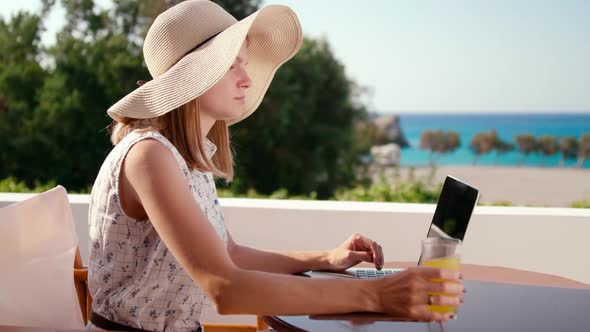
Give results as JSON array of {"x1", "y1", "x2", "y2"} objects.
[
  {"x1": 73, "y1": 266, "x2": 91, "y2": 324},
  {"x1": 74, "y1": 267, "x2": 88, "y2": 281}
]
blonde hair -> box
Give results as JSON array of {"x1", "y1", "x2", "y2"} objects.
[{"x1": 109, "y1": 99, "x2": 234, "y2": 181}]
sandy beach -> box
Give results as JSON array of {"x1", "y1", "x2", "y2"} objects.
[{"x1": 373, "y1": 165, "x2": 590, "y2": 208}]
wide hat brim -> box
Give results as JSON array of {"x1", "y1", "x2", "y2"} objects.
[{"x1": 107, "y1": 5, "x2": 302, "y2": 126}]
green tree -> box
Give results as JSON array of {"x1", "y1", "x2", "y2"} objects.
[
  {"x1": 577, "y1": 134, "x2": 590, "y2": 168},
  {"x1": 229, "y1": 38, "x2": 368, "y2": 198},
  {"x1": 537, "y1": 135, "x2": 558, "y2": 166},
  {"x1": 559, "y1": 136, "x2": 578, "y2": 167},
  {"x1": 4, "y1": 0, "x2": 262, "y2": 190},
  {"x1": 119, "y1": 0, "x2": 262, "y2": 38},
  {"x1": 493, "y1": 136, "x2": 514, "y2": 165},
  {"x1": 446, "y1": 131, "x2": 461, "y2": 154},
  {"x1": 212, "y1": 0, "x2": 261, "y2": 19},
  {"x1": 28, "y1": 0, "x2": 147, "y2": 189},
  {"x1": 419, "y1": 130, "x2": 437, "y2": 164},
  {"x1": 1, "y1": 0, "x2": 368, "y2": 197},
  {"x1": 469, "y1": 130, "x2": 496, "y2": 165},
  {"x1": 515, "y1": 134, "x2": 538, "y2": 166},
  {"x1": 0, "y1": 11, "x2": 48, "y2": 182},
  {"x1": 420, "y1": 130, "x2": 461, "y2": 166},
  {"x1": 0, "y1": 0, "x2": 149, "y2": 189},
  {"x1": 354, "y1": 121, "x2": 388, "y2": 155}
]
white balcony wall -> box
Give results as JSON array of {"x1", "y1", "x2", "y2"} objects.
[
  {"x1": 2, "y1": 194, "x2": 589, "y2": 283},
  {"x1": 2, "y1": 193, "x2": 589, "y2": 325}
]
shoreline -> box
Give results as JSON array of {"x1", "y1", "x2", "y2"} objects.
[{"x1": 370, "y1": 165, "x2": 590, "y2": 208}]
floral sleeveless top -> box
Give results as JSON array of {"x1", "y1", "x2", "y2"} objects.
[{"x1": 88, "y1": 130, "x2": 228, "y2": 332}]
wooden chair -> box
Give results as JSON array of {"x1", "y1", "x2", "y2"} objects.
[
  {"x1": 74, "y1": 247, "x2": 268, "y2": 331},
  {"x1": 73, "y1": 250, "x2": 268, "y2": 331},
  {"x1": 73, "y1": 247, "x2": 91, "y2": 324},
  {"x1": 1, "y1": 185, "x2": 265, "y2": 331}
]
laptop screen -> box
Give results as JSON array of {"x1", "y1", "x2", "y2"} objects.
[{"x1": 426, "y1": 176, "x2": 480, "y2": 241}]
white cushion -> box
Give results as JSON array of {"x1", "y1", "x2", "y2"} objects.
[{"x1": 0, "y1": 186, "x2": 84, "y2": 328}]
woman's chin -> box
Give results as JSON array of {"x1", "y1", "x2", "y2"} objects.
[
  {"x1": 229, "y1": 107, "x2": 247, "y2": 119},
  {"x1": 216, "y1": 109, "x2": 245, "y2": 122}
]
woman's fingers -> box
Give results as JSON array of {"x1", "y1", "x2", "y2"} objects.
[
  {"x1": 347, "y1": 250, "x2": 373, "y2": 263},
  {"x1": 409, "y1": 305, "x2": 455, "y2": 322},
  {"x1": 373, "y1": 243, "x2": 384, "y2": 269},
  {"x1": 351, "y1": 234, "x2": 385, "y2": 269},
  {"x1": 427, "y1": 294, "x2": 463, "y2": 306},
  {"x1": 416, "y1": 266, "x2": 462, "y2": 281},
  {"x1": 426, "y1": 280, "x2": 465, "y2": 295},
  {"x1": 379, "y1": 267, "x2": 463, "y2": 321}
]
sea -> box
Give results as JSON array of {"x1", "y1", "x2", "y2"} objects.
[{"x1": 394, "y1": 112, "x2": 590, "y2": 168}]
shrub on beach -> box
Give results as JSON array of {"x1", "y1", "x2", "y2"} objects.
[
  {"x1": 333, "y1": 180, "x2": 442, "y2": 203},
  {"x1": 488, "y1": 200, "x2": 513, "y2": 206},
  {"x1": 571, "y1": 199, "x2": 590, "y2": 209}
]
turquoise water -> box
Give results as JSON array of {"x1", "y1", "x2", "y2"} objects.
[{"x1": 397, "y1": 113, "x2": 590, "y2": 168}]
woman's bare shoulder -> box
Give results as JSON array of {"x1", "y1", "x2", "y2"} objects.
[{"x1": 124, "y1": 138, "x2": 184, "y2": 189}]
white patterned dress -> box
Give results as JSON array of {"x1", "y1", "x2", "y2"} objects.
[{"x1": 88, "y1": 130, "x2": 228, "y2": 332}]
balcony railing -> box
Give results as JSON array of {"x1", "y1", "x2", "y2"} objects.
[{"x1": 2, "y1": 193, "x2": 589, "y2": 325}]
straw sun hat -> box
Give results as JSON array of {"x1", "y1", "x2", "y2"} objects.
[{"x1": 106, "y1": 0, "x2": 302, "y2": 125}]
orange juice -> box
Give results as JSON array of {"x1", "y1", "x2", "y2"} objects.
[{"x1": 422, "y1": 255, "x2": 461, "y2": 313}]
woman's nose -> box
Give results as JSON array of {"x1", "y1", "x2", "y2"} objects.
[{"x1": 239, "y1": 70, "x2": 252, "y2": 89}]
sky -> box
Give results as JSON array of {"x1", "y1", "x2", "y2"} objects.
[{"x1": 1, "y1": 0, "x2": 589, "y2": 113}]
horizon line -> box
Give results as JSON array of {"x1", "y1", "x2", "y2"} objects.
[{"x1": 374, "y1": 110, "x2": 590, "y2": 115}]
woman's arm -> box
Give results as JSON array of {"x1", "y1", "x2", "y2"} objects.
[
  {"x1": 226, "y1": 233, "x2": 384, "y2": 274},
  {"x1": 226, "y1": 233, "x2": 332, "y2": 274},
  {"x1": 125, "y1": 139, "x2": 376, "y2": 314},
  {"x1": 125, "y1": 139, "x2": 462, "y2": 319}
]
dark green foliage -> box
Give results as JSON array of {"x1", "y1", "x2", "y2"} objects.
[{"x1": 1, "y1": 0, "x2": 367, "y2": 196}]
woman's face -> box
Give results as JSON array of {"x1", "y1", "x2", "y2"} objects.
[{"x1": 198, "y1": 42, "x2": 252, "y2": 124}]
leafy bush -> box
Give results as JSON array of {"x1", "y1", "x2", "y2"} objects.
[
  {"x1": 488, "y1": 200, "x2": 513, "y2": 206},
  {"x1": 0, "y1": 177, "x2": 91, "y2": 194},
  {"x1": 10, "y1": 175, "x2": 587, "y2": 209},
  {"x1": 0, "y1": 177, "x2": 56, "y2": 193},
  {"x1": 217, "y1": 188, "x2": 317, "y2": 200},
  {"x1": 571, "y1": 200, "x2": 590, "y2": 208},
  {"x1": 333, "y1": 180, "x2": 442, "y2": 203}
]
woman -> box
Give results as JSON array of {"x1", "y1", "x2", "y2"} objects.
[{"x1": 88, "y1": 1, "x2": 464, "y2": 331}]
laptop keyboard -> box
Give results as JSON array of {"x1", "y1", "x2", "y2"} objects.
[{"x1": 354, "y1": 269, "x2": 397, "y2": 279}]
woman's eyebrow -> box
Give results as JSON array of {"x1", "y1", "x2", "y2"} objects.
[{"x1": 235, "y1": 56, "x2": 249, "y2": 65}]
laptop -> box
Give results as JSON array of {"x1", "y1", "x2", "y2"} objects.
[{"x1": 308, "y1": 175, "x2": 480, "y2": 280}]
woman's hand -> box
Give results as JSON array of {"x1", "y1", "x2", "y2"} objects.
[
  {"x1": 372, "y1": 267, "x2": 464, "y2": 321},
  {"x1": 327, "y1": 233, "x2": 384, "y2": 271}
]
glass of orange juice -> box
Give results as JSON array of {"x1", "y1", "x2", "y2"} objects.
[{"x1": 419, "y1": 237, "x2": 462, "y2": 314}]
